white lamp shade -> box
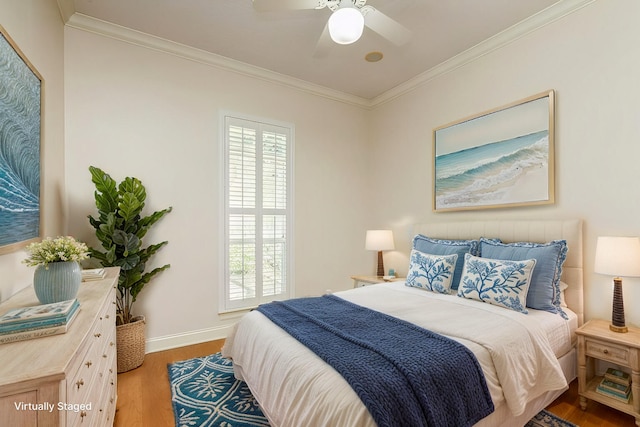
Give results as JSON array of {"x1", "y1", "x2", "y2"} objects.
[
  {"x1": 328, "y1": 7, "x2": 364, "y2": 45},
  {"x1": 365, "y1": 230, "x2": 394, "y2": 251},
  {"x1": 594, "y1": 236, "x2": 640, "y2": 277}
]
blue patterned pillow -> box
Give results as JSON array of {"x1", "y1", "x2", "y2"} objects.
[
  {"x1": 457, "y1": 254, "x2": 536, "y2": 313},
  {"x1": 406, "y1": 250, "x2": 458, "y2": 294},
  {"x1": 412, "y1": 235, "x2": 480, "y2": 290},
  {"x1": 479, "y1": 238, "x2": 568, "y2": 315}
]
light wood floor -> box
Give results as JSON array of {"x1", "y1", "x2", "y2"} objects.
[
  {"x1": 114, "y1": 339, "x2": 224, "y2": 426},
  {"x1": 114, "y1": 339, "x2": 637, "y2": 427}
]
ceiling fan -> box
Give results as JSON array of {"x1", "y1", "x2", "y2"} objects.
[{"x1": 252, "y1": 0, "x2": 411, "y2": 56}]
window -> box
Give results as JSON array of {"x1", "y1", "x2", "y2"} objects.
[{"x1": 221, "y1": 113, "x2": 293, "y2": 311}]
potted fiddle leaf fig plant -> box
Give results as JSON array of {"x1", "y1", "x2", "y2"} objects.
[{"x1": 87, "y1": 165, "x2": 172, "y2": 372}]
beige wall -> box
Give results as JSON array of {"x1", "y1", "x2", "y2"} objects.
[
  {"x1": 63, "y1": 27, "x2": 371, "y2": 350},
  {"x1": 0, "y1": 0, "x2": 66, "y2": 300},
  {"x1": 3, "y1": 0, "x2": 640, "y2": 351},
  {"x1": 368, "y1": 0, "x2": 640, "y2": 327}
]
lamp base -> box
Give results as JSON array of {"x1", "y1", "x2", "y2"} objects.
[
  {"x1": 610, "y1": 277, "x2": 628, "y2": 333},
  {"x1": 609, "y1": 324, "x2": 628, "y2": 333},
  {"x1": 376, "y1": 251, "x2": 384, "y2": 277}
]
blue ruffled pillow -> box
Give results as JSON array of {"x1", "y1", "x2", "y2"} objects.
[
  {"x1": 406, "y1": 250, "x2": 458, "y2": 294},
  {"x1": 479, "y1": 238, "x2": 568, "y2": 315},
  {"x1": 457, "y1": 254, "x2": 536, "y2": 313},
  {"x1": 412, "y1": 235, "x2": 480, "y2": 290}
]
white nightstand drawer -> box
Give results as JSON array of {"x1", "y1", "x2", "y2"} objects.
[
  {"x1": 351, "y1": 275, "x2": 403, "y2": 288},
  {"x1": 586, "y1": 339, "x2": 629, "y2": 365},
  {"x1": 354, "y1": 280, "x2": 374, "y2": 288},
  {"x1": 576, "y1": 319, "x2": 640, "y2": 423}
]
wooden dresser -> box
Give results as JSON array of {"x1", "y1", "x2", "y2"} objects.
[{"x1": 0, "y1": 267, "x2": 119, "y2": 426}]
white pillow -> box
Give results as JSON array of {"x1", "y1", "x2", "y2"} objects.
[
  {"x1": 406, "y1": 249, "x2": 458, "y2": 294},
  {"x1": 457, "y1": 253, "x2": 536, "y2": 313}
]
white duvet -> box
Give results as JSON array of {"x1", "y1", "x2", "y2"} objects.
[{"x1": 222, "y1": 282, "x2": 572, "y2": 427}]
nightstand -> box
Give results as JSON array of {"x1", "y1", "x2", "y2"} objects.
[
  {"x1": 576, "y1": 319, "x2": 640, "y2": 426},
  {"x1": 351, "y1": 275, "x2": 404, "y2": 288}
]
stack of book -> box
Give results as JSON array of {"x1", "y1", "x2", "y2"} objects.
[
  {"x1": 82, "y1": 268, "x2": 106, "y2": 281},
  {"x1": 0, "y1": 299, "x2": 80, "y2": 344},
  {"x1": 596, "y1": 368, "x2": 631, "y2": 403}
]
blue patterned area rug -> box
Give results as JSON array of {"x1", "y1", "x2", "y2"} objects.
[
  {"x1": 168, "y1": 353, "x2": 269, "y2": 427},
  {"x1": 168, "y1": 352, "x2": 577, "y2": 427},
  {"x1": 525, "y1": 409, "x2": 578, "y2": 427}
]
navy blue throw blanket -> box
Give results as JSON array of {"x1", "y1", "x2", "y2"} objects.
[{"x1": 257, "y1": 295, "x2": 494, "y2": 427}]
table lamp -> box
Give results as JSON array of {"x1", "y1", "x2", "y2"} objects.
[
  {"x1": 594, "y1": 236, "x2": 640, "y2": 333},
  {"x1": 365, "y1": 230, "x2": 394, "y2": 277}
]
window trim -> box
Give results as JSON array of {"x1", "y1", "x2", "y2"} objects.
[{"x1": 219, "y1": 110, "x2": 295, "y2": 313}]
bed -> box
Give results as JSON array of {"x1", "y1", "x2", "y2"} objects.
[{"x1": 222, "y1": 219, "x2": 583, "y2": 427}]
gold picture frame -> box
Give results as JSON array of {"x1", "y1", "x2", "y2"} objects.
[
  {"x1": 0, "y1": 26, "x2": 43, "y2": 254},
  {"x1": 433, "y1": 90, "x2": 555, "y2": 212}
]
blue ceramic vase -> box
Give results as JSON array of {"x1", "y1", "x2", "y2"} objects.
[{"x1": 33, "y1": 261, "x2": 81, "y2": 304}]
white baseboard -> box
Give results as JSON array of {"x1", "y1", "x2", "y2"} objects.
[{"x1": 145, "y1": 324, "x2": 233, "y2": 354}]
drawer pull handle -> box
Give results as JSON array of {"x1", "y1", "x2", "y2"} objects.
[
  {"x1": 105, "y1": 314, "x2": 110, "y2": 319},
  {"x1": 94, "y1": 333, "x2": 102, "y2": 338},
  {"x1": 85, "y1": 361, "x2": 92, "y2": 368},
  {"x1": 603, "y1": 349, "x2": 609, "y2": 354},
  {"x1": 80, "y1": 410, "x2": 87, "y2": 419},
  {"x1": 103, "y1": 353, "x2": 108, "y2": 358},
  {"x1": 76, "y1": 379, "x2": 84, "y2": 390}
]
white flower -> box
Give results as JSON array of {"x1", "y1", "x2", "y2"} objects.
[{"x1": 23, "y1": 236, "x2": 90, "y2": 267}]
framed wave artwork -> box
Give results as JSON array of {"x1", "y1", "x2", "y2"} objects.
[
  {"x1": 433, "y1": 90, "x2": 555, "y2": 212},
  {"x1": 0, "y1": 26, "x2": 43, "y2": 254}
]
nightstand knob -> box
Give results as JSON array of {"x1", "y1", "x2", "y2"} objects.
[{"x1": 603, "y1": 349, "x2": 609, "y2": 354}]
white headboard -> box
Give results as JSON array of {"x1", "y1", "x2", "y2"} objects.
[{"x1": 411, "y1": 219, "x2": 584, "y2": 326}]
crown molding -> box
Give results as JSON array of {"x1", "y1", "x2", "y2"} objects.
[
  {"x1": 65, "y1": 13, "x2": 372, "y2": 109},
  {"x1": 371, "y1": 0, "x2": 596, "y2": 107},
  {"x1": 63, "y1": 0, "x2": 595, "y2": 110},
  {"x1": 56, "y1": 0, "x2": 75, "y2": 23}
]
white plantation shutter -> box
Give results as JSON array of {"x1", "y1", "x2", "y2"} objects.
[{"x1": 222, "y1": 114, "x2": 293, "y2": 311}]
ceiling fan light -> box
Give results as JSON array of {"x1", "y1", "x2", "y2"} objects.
[{"x1": 328, "y1": 7, "x2": 364, "y2": 45}]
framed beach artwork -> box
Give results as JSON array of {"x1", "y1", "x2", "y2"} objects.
[
  {"x1": 0, "y1": 26, "x2": 43, "y2": 254},
  {"x1": 433, "y1": 90, "x2": 555, "y2": 212}
]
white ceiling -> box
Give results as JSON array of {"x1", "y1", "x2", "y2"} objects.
[{"x1": 65, "y1": 0, "x2": 566, "y2": 101}]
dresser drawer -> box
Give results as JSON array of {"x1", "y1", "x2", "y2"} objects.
[
  {"x1": 66, "y1": 300, "x2": 112, "y2": 405},
  {"x1": 91, "y1": 350, "x2": 117, "y2": 427},
  {"x1": 585, "y1": 338, "x2": 630, "y2": 365}
]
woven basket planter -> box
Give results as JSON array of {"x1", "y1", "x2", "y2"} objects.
[{"x1": 116, "y1": 315, "x2": 146, "y2": 373}]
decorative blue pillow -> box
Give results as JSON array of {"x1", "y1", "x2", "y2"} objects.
[
  {"x1": 406, "y1": 250, "x2": 458, "y2": 294},
  {"x1": 412, "y1": 235, "x2": 480, "y2": 290},
  {"x1": 479, "y1": 238, "x2": 568, "y2": 315},
  {"x1": 457, "y1": 254, "x2": 536, "y2": 313}
]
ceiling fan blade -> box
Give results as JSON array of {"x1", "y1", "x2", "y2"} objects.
[
  {"x1": 252, "y1": 0, "x2": 327, "y2": 12},
  {"x1": 313, "y1": 23, "x2": 332, "y2": 58},
  {"x1": 361, "y1": 6, "x2": 411, "y2": 46}
]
